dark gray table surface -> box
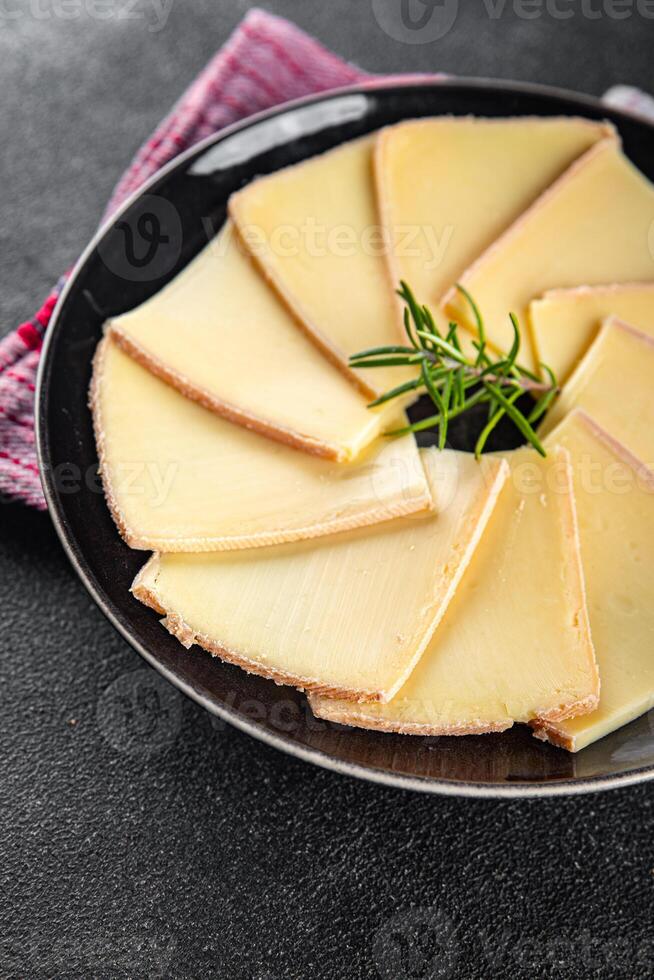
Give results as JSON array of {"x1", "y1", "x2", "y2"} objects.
[{"x1": 2, "y1": 4, "x2": 653, "y2": 978}]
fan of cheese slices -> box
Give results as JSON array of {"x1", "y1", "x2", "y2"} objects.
[{"x1": 92, "y1": 115, "x2": 654, "y2": 754}]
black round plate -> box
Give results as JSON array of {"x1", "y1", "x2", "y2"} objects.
[{"x1": 36, "y1": 79, "x2": 654, "y2": 797}]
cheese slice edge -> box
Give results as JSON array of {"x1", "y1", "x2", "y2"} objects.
[
  {"x1": 229, "y1": 136, "x2": 409, "y2": 398},
  {"x1": 443, "y1": 139, "x2": 654, "y2": 373},
  {"x1": 310, "y1": 446, "x2": 599, "y2": 736},
  {"x1": 108, "y1": 222, "x2": 396, "y2": 463},
  {"x1": 375, "y1": 115, "x2": 614, "y2": 322},
  {"x1": 535, "y1": 411, "x2": 654, "y2": 751},
  {"x1": 131, "y1": 449, "x2": 508, "y2": 702},
  {"x1": 538, "y1": 317, "x2": 654, "y2": 472},
  {"x1": 91, "y1": 337, "x2": 433, "y2": 552},
  {"x1": 529, "y1": 282, "x2": 654, "y2": 384}
]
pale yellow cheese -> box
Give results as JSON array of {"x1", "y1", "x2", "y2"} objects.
[
  {"x1": 539, "y1": 318, "x2": 654, "y2": 469},
  {"x1": 530, "y1": 283, "x2": 654, "y2": 383},
  {"x1": 376, "y1": 116, "x2": 612, "y2": 319},
  {"x1": 534, "y1": 411, "x2": 654, "y2": 752},
  {"x1": 91, "y1": 337, "x2": 433, "y2": 552},
  {"x1": 229, "y1": 137, "x2": 407, "y2": 398},
  {"x1": 132, "y1": 450, "x2": 508, "y2": 702},
  {"x1": 109, "y1": 222, "x2": 394, "y2": 463},
  {"x1": 310, "y1": 447, "x2": 598, "y2": 735},
  {"x1": 444, "y1": 140, "x2": 654, "y2": 372}
]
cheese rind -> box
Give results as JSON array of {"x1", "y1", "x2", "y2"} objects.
[
  {"x1": 310, "y1": 447, "x2": 599, "y2": 735},
  {"x1": 109, "y1": 222, "x2": 394, "y2": 463},
  {"x1": 444, "y1": 140, "x2": 654, "y2": 372},
  {"x1": 91, "y1": 338, "x2": 433, "y2": 552},
  {"x1": 535, "y1": 412, "x2": 654, "y2": 752},
  {"x1": 539, "y1": 318, "x2": 654, "y2": 469},
  {"x1": 376, "y1": 116, "x2": 613, "y2": 318},
  {"x1": 132, "y1": 450, "x2": 508, "y2": 702},
  {"x1": 530, "y1": 283, "x2": 654, "y2": 383},
  {"x1": 229, "y1": 137, "x2": 407, "y2": 397}
]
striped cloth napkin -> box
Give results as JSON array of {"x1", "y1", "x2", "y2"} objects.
[{"x1": 1, "y1": 8, "x2": 651, "y2": 509}]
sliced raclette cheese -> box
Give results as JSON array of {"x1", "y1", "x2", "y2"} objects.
[
  {"x1": 376, "y1": 116, "x2": 612, "y2": 317},
  {"x1": 534, "y1": 411, "x2": 654, "y2": 751},
  {"x1": 91, "y1": 338, "x2": 433, "y2": 552},
  {"x1": 539, "y1": 318, "x2": 654, "y2": 468},
  {"x1": 229, "y1": 137, "x2": 407, "y2": 398},
  {"x1": 109, "y1": 222, "x2": 393, "y2": 463},
  {"x1": 444, "y1": 140, "x2": 654, "y2": 372},
  {"x1": 132, "y1": 449, "x2": 508, "y2": 702},
  {"x1": 530, "y1": 283, "x2": 654, "y2": 384},
  {"x1": 310, "y1": 446, "x2": 598, "y2": 735}
]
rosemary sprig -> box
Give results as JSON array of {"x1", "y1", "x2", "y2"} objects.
[{"x1": 350, "y1": 282, "x2": 558, "y2": 458}]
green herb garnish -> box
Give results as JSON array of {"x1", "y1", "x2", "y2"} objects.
[{"x1": 350, "y1": 282, "x2": 558, "y2": 458}]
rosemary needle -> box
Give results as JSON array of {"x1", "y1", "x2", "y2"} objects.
[{"x1": 349, "y1": 282, "x2": 559, "y2": 458}]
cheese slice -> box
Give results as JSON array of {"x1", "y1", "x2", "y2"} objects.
[
  {"x1": 539, "y1": 318, "x2": 654, "y2": 468},
  {"x1": 376, "y1": 116, "x2": 612, "y2": 319},
  {"x1": 534, "y1": 411, "x2": 654, "y2": 752},
  {"x1": 228, "y1": 136, "x2": 407, "y2": 398},
  {"x1": 530, "y1": 283, "x2": 654, "y2": 383},
  {"x1": 108, "y1": 222, "x2": 394, "y2": 463},
  {"x1": 91, "y1": 337, "x2": 433, "y2": 552},
  {"x1": 132, "y1": 449, "x2": 508, "y2": 702},
  {"x1": 444, "y1": 140, "x2": 654, "y2": 373},
  {"x1": 310, "y1": 447, "x2": 598, "y2": 735}
]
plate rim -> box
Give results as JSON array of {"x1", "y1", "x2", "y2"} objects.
[{"x1": 36, "y1": 76, "x2": 654, "y2": 799}]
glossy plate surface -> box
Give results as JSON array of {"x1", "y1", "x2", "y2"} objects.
[{"x1": 37, "y1": 80, "x2": 654, "y2": 797}]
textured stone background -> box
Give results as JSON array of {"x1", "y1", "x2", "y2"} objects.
[{"x1": 1, "y1": 3, "x2": 653, "y2": 978}]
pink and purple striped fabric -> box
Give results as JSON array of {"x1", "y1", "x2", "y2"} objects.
[{"x1": 1, "y1": 8, "x2": 652, "y2": 509}]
